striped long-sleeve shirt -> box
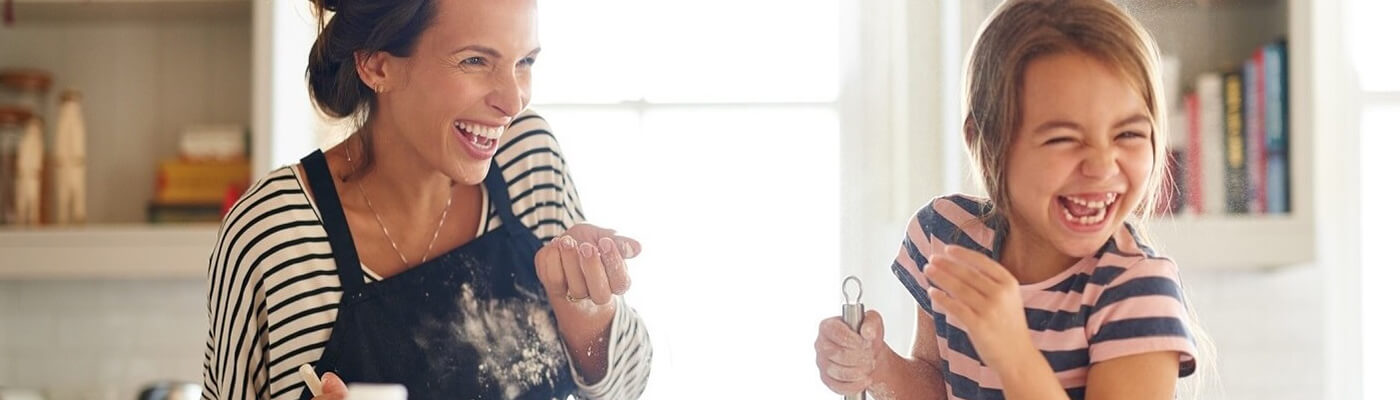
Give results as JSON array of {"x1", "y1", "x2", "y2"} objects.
[
  {"x1": 891, "y1": 194, "x2": 1196, "y2": 400},
  {"x1": 202, "y1": 110, "x2": 651, "y2": 400}
]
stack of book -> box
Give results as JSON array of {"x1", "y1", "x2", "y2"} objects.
[
  {"x1": 148, "y1": 125, "x2": 249, "y2": 223},
  {"x1": 1167, "y1": 39, "x2": 1289, "y2": 216}
]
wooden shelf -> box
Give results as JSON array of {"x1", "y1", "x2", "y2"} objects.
[
  {"x1": 1146, "y1": 215, "x2": 1313, "y2": 269},
  {"x1": 0, "y1": 224, "x2": 216, "y2": 279},
  {"x1": 8, "y1": 0, "x2": 250, "y2": 23}
]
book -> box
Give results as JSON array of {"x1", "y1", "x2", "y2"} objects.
[
  {"x1": 1250, "y1": 47, "x2": 1270, "y2": 214},
  {"x1": 1223, "y1": 69, "x2": 1248, "y2": 214},
  {"x1": 1241, "y1": 52, "x2": 1267, "y2": 214},
  {"x1": 1264, "y1": 40, "x2": 1290, "y2": 213},
  {"x1": 1196, "y1": 73, "x2": 1227, "y2": 215},
  {"x1": 154, "y1": 158, "x2": 250, "y2": 205},
  {"x1": 1184, "y1": 92, "x2": 1203, "y2": 214}
]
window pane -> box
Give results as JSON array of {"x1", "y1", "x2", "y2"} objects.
[
  {"x1": 1348, "y1": 0, "x2": 1400, "y2": 92},
  {"x1": 533, "y1": 0, "x2": 840, "y2": 104},
  {"x1": 528, "y1": 107, "x2": 645, "y2": 210},
  {"x1": 636, "y1": 0, "x2": 839, "y2": 103},
  {"x1": 539, "y1": 106, "x2": 840, "y2": 398},
  {"x1": 1362, "y1": 104, "x2": 1400, "y2": 400},
  {"x1": 533, "y1": 0, "x2": 647, "y2": 103}
]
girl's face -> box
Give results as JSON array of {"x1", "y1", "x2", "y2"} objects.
[
  {"x1": 1005, "y1": 51, "x2": 1155, "y2": 258},
  {"x1": 379, "y1": 0, "x2": 540, "y2": 184}
]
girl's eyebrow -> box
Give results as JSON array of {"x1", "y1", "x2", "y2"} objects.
[
  {"x1": 1111, "y1": 114, "x2": 1152, "y2": 129},
  {"x1": 1032, "y1": 114, "x2": 1151, "y2": 135},
  {"x1": 1032, "y1": 120, "x2": 1083, "y2": 135}
]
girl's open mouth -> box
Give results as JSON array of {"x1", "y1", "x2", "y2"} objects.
[{"x1": 1056, "y1": 192, "x2": 1119, "y2": 232}]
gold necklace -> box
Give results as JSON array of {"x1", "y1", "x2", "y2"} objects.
[{"x1": 346, "y1": 145, "x2": 453, "y2": 266}]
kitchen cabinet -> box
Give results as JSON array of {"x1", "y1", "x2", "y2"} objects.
[{"x1": 0, "y1": 0, "x2": 324, "y2": 279}]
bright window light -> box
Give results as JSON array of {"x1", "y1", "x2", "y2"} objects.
[
  {"x1": 533, "y1": 1, "x2": 841, "y2": 398},
  {"x1": 1348, "y1": 0, "x2": 1400, "y2": 92},
  {"x1": 1360, "y1": 105, "x2": 1399, "y2": 400}
]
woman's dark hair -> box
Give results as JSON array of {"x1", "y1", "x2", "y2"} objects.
[{"x1": 307, "y1": 0, "x2": 438, "y2": 179}]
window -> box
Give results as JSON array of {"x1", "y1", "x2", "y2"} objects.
[
  {"x1": 532, "y1": 1, "x2": 842, "y2": 397},
  {"x1": 1349, "y1": 0, "x2": 1400, "y2": 398}
]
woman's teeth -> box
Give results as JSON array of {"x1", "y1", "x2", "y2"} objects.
[{"x1": 453, "y1": 121, "x2": 505, "y2": 140}]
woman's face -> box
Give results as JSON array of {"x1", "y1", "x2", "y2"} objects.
[
  {"x1": 1004, "y1": 51, "x2": 1155, "y2": 258},
  {"x1": 379, "y1": 0, "x2": 539, "y2": 184}
]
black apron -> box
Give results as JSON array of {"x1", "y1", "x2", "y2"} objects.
[{"x1": 298, "y1": 150, "x2": 576, "y2": 400}]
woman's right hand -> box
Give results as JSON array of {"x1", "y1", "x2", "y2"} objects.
[
  {"x1": 815, "y1": 309, "x2": 889, "y2": 396},
  {"x1": 313, "y1": 372, "x2": 349, "y2": 400}
]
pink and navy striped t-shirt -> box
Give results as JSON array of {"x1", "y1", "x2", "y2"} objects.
[{"x1": 891, "y1": 194, "x2": 1197, "y2": 400}]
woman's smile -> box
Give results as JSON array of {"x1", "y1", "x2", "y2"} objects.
[{"x1": 453, "y1": 120, "x2": 504, "y2": 160}]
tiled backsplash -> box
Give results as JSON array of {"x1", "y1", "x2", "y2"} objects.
[
  {"x1": 0, "y1": 280, "x2": 206, "y2": 400},
  {"x1": 0, "y1": 266, "x2": 1324, "y2": 400}
]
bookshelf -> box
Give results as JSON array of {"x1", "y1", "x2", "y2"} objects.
[
  {"x1": 1134, "y1": 0, "x2": 1314, "y2": 270},
  {"x1": 0, "y1": 0, "x2": 252, "y2": 279},
  {"x1": 7, "y1": 0, "x2": 249, "y2": 22}
]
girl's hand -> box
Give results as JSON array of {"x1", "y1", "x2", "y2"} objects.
[
  {"x1": 534, "y1": 223, "x2": 642, "y2": 308},
  {"x1": 924, "y1": 245, "x2": 1034, "y2": 371},
  {"x1": 815, "y1": 309, "x2": 890, "y2": 396}
]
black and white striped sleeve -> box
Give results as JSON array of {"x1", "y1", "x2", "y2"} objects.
[
  {"x1": 497, "y1": 110, "x2": 654, "y2": 399},
  {"x1": 202, "y1": 169, "x2": 320, "y2": 400}
]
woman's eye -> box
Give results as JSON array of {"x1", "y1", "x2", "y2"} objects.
[
  {"x1": 1045, "y1": 137, "x2": 1075, "y2": 145},
  {"x1": 518, "y1": 57, "x2": 537, "y2": 67},
  {"x1": 461, "y1": 57, "x2": 487, "y2": 66}
]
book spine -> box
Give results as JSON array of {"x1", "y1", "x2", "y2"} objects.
[
  {"x1": 1251, "y1": 48, "x2": 1269, "y2": 214},
  {"x1": 1224, "y1": 69, "x2": 1248, "y2": 214},
  {"x1": 1198, "y1": 74, "x2": 1227, "y2": 215},
  {"x1": 1266, "y1": 40, "x2": 1290, "y2": 213}
]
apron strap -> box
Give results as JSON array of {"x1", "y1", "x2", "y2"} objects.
[
  {"x1": 301, "y1": 150, "x2": 367, "y2": 292},
  {"x1": 482, "y1": 160, "x2": 531, "y2": 235}
]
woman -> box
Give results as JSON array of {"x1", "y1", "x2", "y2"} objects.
[{"x1": 202, "y1": 0, "x2": 652, "y2": 399}]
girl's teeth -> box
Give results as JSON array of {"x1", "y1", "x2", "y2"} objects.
[
  {"x1": 1068, "y1": 206, "x2": 1107, "y2": 225},
  {"x1": 1063, "y1": 194, "x2": 1118, "y2": 209},
  {"x1": 1062, "y1": 196, "x2": 1110, "y2": 226}
]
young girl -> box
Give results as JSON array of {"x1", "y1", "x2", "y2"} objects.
[{"x1": 815, "y1": 0, "x2": 1199, "y2": 399}]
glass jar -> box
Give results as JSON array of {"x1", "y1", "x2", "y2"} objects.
[
  {"x1": 0, "y1": 68, "x2": 54, "y2": 118},
  {"x1": 0, "y1": 106, "x2": 34, "y2": 225}
]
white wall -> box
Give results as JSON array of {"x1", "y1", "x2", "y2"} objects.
[{"x1": 0, "y1": 280, "x2": 206, "y2": 400}]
